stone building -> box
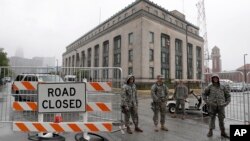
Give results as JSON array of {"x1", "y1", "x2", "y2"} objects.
[
  {"x1": 62, "y1": 0, "x2": 204, "y2": 86},
  {"x1": 211, "y1": 46, "x2": 221, "y2": 73}
]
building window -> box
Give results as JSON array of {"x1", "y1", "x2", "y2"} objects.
[
  {"x1": 187, "y1": 43, "x2": 193, "y2": 79},
  {"x1": 146, "y1": 6, "x2": 150, "y2": 12},
  {"x1": 114, "y1": 69, "x2": 121, "y2": 79},
  {"x1": 114, "y1": 36, "x2": 121, "y2": 67},
  {"x1": 103, "y1": 41, "x2": 109, "y2": 67},
  {"x1": 149, "y1": 67, "x2": 154, "y2": 79},
  {"x1": 81, "y1": 51, "x2": 85, "y2": 67},
  {"x1": 87, "y1": 48, "x2": 91, "y2": 67},
  {"x1": 128, "y1": 32, "x2": 133, "y2": 45},
  {"x1": 149, "y1": 49, "x2": 154, "y2": 61},
  {"x1": 162, "y1": 13, "x2": 166, "y2": 20},
  {"x1": 149, "y1": 32, "x2": 154, "y2": 43},
  {"x1": 154, "y1": 10, "x2": 158, "y2": 15},
  {"x1": 161, "y1": 34, "x2": 170, "y2": 79},
  {"x1": 161, "y1": 52, "x2": 166, "y2": 63},
  {"x1": 128, "y1": 49, "x2": 133, "y2": 62},
  {"x1": 175, "y1": 39, "x2": 182, "y2": 79},
  {"x1": 196, "y1": 46, "x2": 202, "y2": 79},
  {"x1": 102, "y1": 69, "x2": 109, "y2": 79},
  {"x1": 114, "y1": 36, "x2": 121, "y2": 49},
  {"x1": 128, "y1": 67, "x2": 133, "y2": 75},
  {"x1": 132, "y1": 8, "x2": 135, "y2": 14},
  {"x1": 94, "y1": 45, "x2": 99, "y2": 67},
  {"x1": 114, "y1": 53, "x2": 121, "y2": 65}
]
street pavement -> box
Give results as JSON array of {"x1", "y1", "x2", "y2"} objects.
[{"x1": 0, "y1": 93, "x2": 232, "y2": 141}]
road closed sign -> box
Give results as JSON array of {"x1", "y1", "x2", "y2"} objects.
[{"x1": 38, "y1": 83, "x2": 86, "y2": 113}]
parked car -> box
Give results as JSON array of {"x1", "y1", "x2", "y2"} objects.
[
  {"x1": 166, "y1": 90, "x2": 208, "y2": 115},
  {"x1": 12, "y1": 73, "x2": 64, "y2": 101},
  {"x1": 2, "y1": 77, "x2": 11, "y2": 83},
  {"x1": 230, "y1": 82, "x2": 246, "y2": 92},
  {"x1": 64, "y1": 75, "x2": 76, "y2": 82}
]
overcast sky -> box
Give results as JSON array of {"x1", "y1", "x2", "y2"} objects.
[{"x1": 1, "y1": 0, "x2": 250, "y2": 71}]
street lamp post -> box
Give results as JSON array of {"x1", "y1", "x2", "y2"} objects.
[
  {"x1": 56, "y1": 59, "x2": 58, "y2": 75},
  {"x1": 244, "y1": 54, "x2": 248, "y2": 83},
  {"x1": 186, "y1": 23, "x2": 190, "y2": 92}
]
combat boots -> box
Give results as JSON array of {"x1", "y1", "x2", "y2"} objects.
[
  {"x1": 127, "y1": 126, "x2": 133, "y2": 134},
  {"x1": 135, "y1": 126, "x2": 143, "y2": 132},
  {"x1": 161, "y1": 125, "x2": 169, "y2": 131},
  {"x1": 207, "y1": 129, "x2": 213, "y2": 137},
  {"x1": 221, "y1": 129, "x2": 230, "y2": 138},
  {"x1": 154, "y1": 125, "x2": 159, "y2": 132}
]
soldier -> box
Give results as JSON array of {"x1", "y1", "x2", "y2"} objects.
[
  {"x1": 172, "y1": 80, "x2": 188, "y2": 119},
  {"x1": 121, "y1": 75, "x2": 143, "y2": 134},
  {"x1": 151, "y1": 75, "x2": 169, "y2": 132},
  {"x1": 203, "y1": 74, "x2": 231, "y2": 138}
]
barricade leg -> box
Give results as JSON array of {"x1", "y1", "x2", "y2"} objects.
[{"x1": 82, "y1": 78, "x2": 90, "y2": 141}]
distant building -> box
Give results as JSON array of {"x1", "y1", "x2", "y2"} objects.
[
  {"x1": 62, "y1": 0, "x2": 204, "y2": 86},
  {"x1": 211, "y1": 46, "x2": 221, "y2": 73},
  {"x1": 9, "y1": 56, "x2": 55, "y2": 74},
  {"x1": 236, "y1": 64, "x2": 250, "y2": 83}
]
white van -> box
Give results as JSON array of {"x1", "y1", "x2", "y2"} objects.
[{"x1": 64, "y1": 75, "x2": 76, "y2": 82}]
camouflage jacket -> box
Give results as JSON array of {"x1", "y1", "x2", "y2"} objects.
[
  {"x1": 203, "y1": 83, "x2": 231, "y2": 106},
  {"x1": 151, "y1": 83, "x2": 168, "y2": 102},
  {"x1": 174, "y1": 84, "x2": 188, "y2": 100},
  {"x1": 121, "y1": 83, "x2": 138, "y2": 108}
]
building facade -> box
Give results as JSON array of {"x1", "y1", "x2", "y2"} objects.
[
  {"x1": 211, "y1": 46, "x2": 221, "y2": 73},
  {"x1": 62, "y1": 0, "x2": 204, "y2": 85}
]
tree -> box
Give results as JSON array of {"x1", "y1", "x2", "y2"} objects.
[
  {"x1": 0, "y1": 51, "x2": 10, "y2": 79},
  {"x1": 0, "y1": 51, "x2": 9, "y2": 66}
]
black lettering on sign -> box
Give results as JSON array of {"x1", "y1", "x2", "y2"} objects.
[
  {"x1": 230, "y1": 125, "x2": 250, "y2": 141},
  {"x1": 62, "y1": 88, "x2": 69, "y2": 96},
  {"x1": 69, "y1": 99, "x2": 75, "y2": 108},
  {"x1": 55, "y1": 88, "x2": 61, "y2": 97},
  {"x1": 70, "y1": 87, "x2": 76, "y2": 96},
  {"x1": 55, "y1": 100, "x2": 62, "y2": 108},
  {"x1": 48, "y1": 88, "x2": 54, "y2": 97},
  {"x1": 42, "y1": 100, "x2": 48, "y2": 109},
  {"x1": 63, "y1": 99, "x2": 69, "y2": 108},
  {"x1": 48, "y1": 100, "x2": 54, "y2": 109},
  {"x1": 76, "y1": 99, "x2": 82, "y2": 108}
]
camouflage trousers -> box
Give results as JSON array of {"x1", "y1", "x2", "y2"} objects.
[
  {"x1": 175, "y1": 99, "x2": 185, "y2": 115},
  {"x1": 152, "y1": 101, "x2": 166, "y2": 126},
  {"x1": 208, "y1": 105, "x2": 225, "y2": 130},
  {"x1": 124, "y1": 106, "x2": 139, "y2": 127}
]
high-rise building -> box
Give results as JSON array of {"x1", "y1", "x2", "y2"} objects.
[
  {"x1": 211, "y1": 46, "x2": 221, "y2": 73},
  {"x1": 62, "y1": 0, "x2": 204, "y2": 86}
]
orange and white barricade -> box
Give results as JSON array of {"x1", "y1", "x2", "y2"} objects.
[{"x1": 10, "y1": 67, "x2": 123, "y2": 140}]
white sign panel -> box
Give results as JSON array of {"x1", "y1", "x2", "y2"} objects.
[{"x1": 38, "y1": 83, "x2": 86, "y2": 113}]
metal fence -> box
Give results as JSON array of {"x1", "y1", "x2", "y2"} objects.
[
  {"x1": 204, "y1": 71, "x2": 250, "y2": 124},
  {"x1": 0, "y1": 66, "x2": 123, "y2": 133}
]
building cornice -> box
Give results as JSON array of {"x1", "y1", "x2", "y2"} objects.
[{"x1": 63, "y1": 0, "x2": 203, "y2": 56}]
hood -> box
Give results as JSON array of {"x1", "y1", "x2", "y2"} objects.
[
  {"x1": 211, "y1": 73, "x2": 220, "y2": 84},
  {"x1": 126, "y1": 75, "x2": 135, "y2": 84}
]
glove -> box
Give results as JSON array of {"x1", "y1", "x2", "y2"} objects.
[
  {"x1": 220, "y1": 102, "x2": 228, "y2": 107},
  {"x1": 125, "y1": 106, "x2": 129, "y2": 111}
]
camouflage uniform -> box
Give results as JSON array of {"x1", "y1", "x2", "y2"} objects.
[
  {"x1": 121, "y1": 75, "x2": 143, "y2": 133},
  {"x1": 173, "y1": 82, "x2": 188, "y2": 116},
  {"x1": 151, "y1": 81, "x2": 168, "y2": 128},
  {"x1": 203, "y1": 74, "x2": 231, "y2": 138}
]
